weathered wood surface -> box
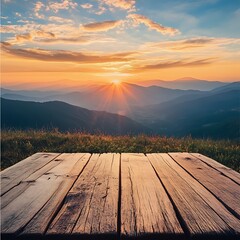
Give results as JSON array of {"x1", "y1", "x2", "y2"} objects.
[
  {"x1": 148, "y1": 153, "x2": 240, "y2": 238},
  {"x1": 1, "y1": 152, "x2": 240, "y2": 240},
  {"x1": 191, "y1": 153, "x2": 240, "y2": 185},
  {"x1": 121, "y1": 153, "x2": 183, "y2": 238},
  {"x1": 47, "y1": 153, "x2": 120, "y2": 238},
  {"x1": 169, "y1": 153, "x2": 240, "y2": 218},
  {"x1": 0, "y1": 153, "x2": 60, "y2": 195}
]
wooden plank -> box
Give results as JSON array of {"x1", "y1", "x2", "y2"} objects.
[
  {"x1": 1, "y1": 156, "x2": 63, "y2": 209},
  {"x1": 1, "y1": 153, "x2": 87, "y2": 236},
  {"x1": 20, "y1": 153, "x2": 91, "y2": 236},
  {"x1": 191, "y1": 153, "x2": 240, "y2": 185},
  {"x1": 147, "y1": 153, "x2": 240, "y2": 238},
  {"x1": 170, "y1": 152, "x2": 240, "y2": 218},
  {"x1": 47, "y1": 153, "x2": 120, "y2": 239},
  {"x1": 1, "y1": 152, "x2": 60, "y2": 195},
  {"x1": 121, "y1": 153, "x2": 183, "y2": 238}
]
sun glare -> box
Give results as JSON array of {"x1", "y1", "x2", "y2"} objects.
[{"x1": 111, "y1": 79, "x2": 121, "y2": 85}]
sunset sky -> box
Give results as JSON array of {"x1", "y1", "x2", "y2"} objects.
[{"x1": 1, "y1": 0, "x2": 240, "y2": 89}]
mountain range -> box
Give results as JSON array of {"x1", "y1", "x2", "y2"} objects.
[
  {"x1": 136, "y1": 77, "x2": 229, "y2": 90},
  {"x1": 1, "y1": 80, "x2": 239, "y2": 139},
  {"x1": 1, "y1": 83, "x2": 201, "y2": 115}
]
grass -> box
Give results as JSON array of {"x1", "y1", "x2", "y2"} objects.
[{"x1": 1, "y1": 130, "x2": 240, "y2": 172}]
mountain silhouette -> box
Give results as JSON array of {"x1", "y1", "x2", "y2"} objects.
[{"x1": 1, "y1": 98, "x2": 149, "y2": 135}]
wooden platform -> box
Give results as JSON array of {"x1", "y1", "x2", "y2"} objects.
[{"x1": 1, "y1": 153, "x2": 240, "y2": 240}]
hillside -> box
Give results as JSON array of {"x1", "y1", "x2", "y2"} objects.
[
  {"x1": 1, "y1": 98, "x2": 149, "y2": 135},
  {"x1": 132, "y1": 90, "x2": 240, "y2": 139}
]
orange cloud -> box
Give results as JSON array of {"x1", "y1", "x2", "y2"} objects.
[
  {"x1": 101, "y1": 0, "x2": 136, "y2": 11},
  {"x1": 37, "y1": 35, "x2": 115, "y2": 44},
  {"x1": 1, "y1": 42, "x2": 136, "y2": 63},
  {"x1": 34, "y1": 1, "x2": 45, "y2": 19},
  {"x1": 81, "y1": 20, "x2": 123, "y2": 32},
  {"x1": 46, "y1": 0, "x2": 77, "y2": 13},
  {"x1": 128, "y1": 58, "x2": 215, "y2": 72},
  {"x1": 147, "y1": 37, "x2": 240, "y2": 51},
  {"x1": 128, "y1": 14, "x2": 180, "y2": 35},
  {"x1": 14, "y1": 31, "x2": 55, "y2": 43},
  {"x1": 15, "y1": 33, "x2": 33, "y2": 42}
]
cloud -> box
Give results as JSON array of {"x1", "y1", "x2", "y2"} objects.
[
  {"x1": 81, "y1": 3, "x2": 93, "y2": 9},
  {"x1": 15, "y1": 12, "x2": 22, "y2": 17},
  {"x1": 94, "y1": 5, "x2": 107, "y2": 15},
  {"x1": 81, "y1": 20, "x2": 123, "y2": 32},
  {"x1": 48, "y1": 16, "x2": 73, "y2": 24},
  {"x1": 146, "y1": 37, "x2": 240, "y2": 51},
  {"x1": 35, "y1": 30, "x2": 55, "y2": 38},
  {"x1": 1, "y1": 42, "x2": 136, "y2": 63},
  {"x1": 36, "y1": 35, "x2": 115, "y2": 45},
  {"x1": 134, "y1": 58, "x2": 214, "y2": 71},
  {"x1": 128, "y1": 14, "x2": 180, "y2": 35},
  {"x1": 14, "y1": 31, "x2": 55, "y2": 43},
  {"x1": 0, "y1": 23, "x2": 115, "y2": 45},
  {"x1": 15, "y1": 33, "x2": 33, "y2": 42},
  {"x1": 175, "y1": 38, "x2": 215, "y2": 49},
  {"x1": 34, "y1": 1, "x2": 45, "y2": 19},
  {"x1": 0, "y1": 23, "x2": 76, "y2": 35},
  {"x1": 100, "y1": 0, "x2": 136, "y2": 12},
  {"x1": 46, "y1": 0, "x2": 77, "y2": 13}
]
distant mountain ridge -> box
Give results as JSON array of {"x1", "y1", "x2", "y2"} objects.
[
  {"x1": 1, "y1": 83, "x2": 202, "y2": 114},
  {"x1": 137, "y1": 77, "x2": 230, "y2": 91}
]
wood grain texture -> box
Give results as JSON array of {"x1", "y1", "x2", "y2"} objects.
[
  {"x1": 147, "y1": 153, "x2": 240, "y2": 238},
  {"x1": 47, "y1": 153, "x2": 120, "y2": 239},
  {"x1": 1, "y1": 153, "x2": 60, "y2": 195},
  {"x1": 1, "y1": 156, "x2": 63, "y2": 209},
  {"x1": 191, "y1": 153, "x2": 240, "y2": 185},
  {"x1": 1, "y1": 153, "x2": 87, "y2": 236},
  {"x1": 169, "y1": 152, "x2": 240, "y2": 218},
  {"x1": 1, "y1": 152, "x2": 240, "y2": 240},
  {"x1": 121, "y1": 153, "x2": 183, "y2": 238},
  {"x1": 21, "y1": 153, "x2": 91, "y2": 236}
]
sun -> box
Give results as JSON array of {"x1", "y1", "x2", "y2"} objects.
[{"x1": 111, "y1": 79, "x2": 121, "y2": 85}]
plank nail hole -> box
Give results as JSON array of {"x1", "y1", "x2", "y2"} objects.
[{"x1": 184, "y1": 157, "x2": 191, "y2": 160}]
